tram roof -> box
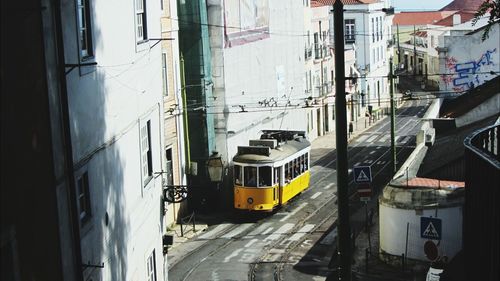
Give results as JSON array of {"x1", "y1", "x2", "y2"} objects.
[{"x1": 233, "y1": 138, "x2": 310, "y2": 164}]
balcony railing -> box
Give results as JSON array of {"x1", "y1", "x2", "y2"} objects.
[
  {"x1": 305, "y1": 46, "x2": 313, "y2": 60},
  {"x1": 463, "y1": 124, "x2": 499, "y2": 281}
]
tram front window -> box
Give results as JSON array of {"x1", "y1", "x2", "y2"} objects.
[
  {"x1": 258, "y1": 166, "x2": 272, "y2": 187},
  {"x1": 245, "y1": 166, "x2": 257, "y2": 187},
  {"x1": 234, "y1": 165, "x2": 242, "y2": 186}
]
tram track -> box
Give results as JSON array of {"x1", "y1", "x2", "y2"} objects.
[{"x1": 169, "y1": 99, "x2": 428, "y2": 281}]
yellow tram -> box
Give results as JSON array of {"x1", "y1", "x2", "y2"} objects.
[{"x1": 233, "y1": 130, "x2": 311, "y2": 211}]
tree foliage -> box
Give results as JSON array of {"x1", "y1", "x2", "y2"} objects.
[{"x1": 472, "y1": 0, "x2": 500, "y2": 41}]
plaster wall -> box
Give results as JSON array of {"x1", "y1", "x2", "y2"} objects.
[
  {"x1": 456, "y1": 93, "x2": 500, "y2": 128},
  {"x1": 61, "y1": 0, "x2": 166, "y2": 279},
  {"x1": 209, "y1": 0, "x2": 308, "y2": 163},
  {"x1": 379, "y1": 204, "x2": 463, "y2": 262}
]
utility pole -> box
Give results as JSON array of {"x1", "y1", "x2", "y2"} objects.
[
  {"x1": 397, "y1": 24, "x2": 401, "y2": 64},
  {"x1": 332, "y1": 1, "x2": 351, "y2": 280},
  {"x1": 389, "y1": 57, "x2": 397, "y2": 175},
  {"x1": 413, "y1": 25, "x2": 417, "y2": 76}
]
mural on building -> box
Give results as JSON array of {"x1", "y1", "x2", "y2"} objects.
[{"x1": 441, "y1": 49, "x2": 497, "y2": 92}]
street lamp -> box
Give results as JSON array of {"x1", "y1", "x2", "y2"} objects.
[{"x1": 207, "y1": 152, "x2": 224, "y2": 182}]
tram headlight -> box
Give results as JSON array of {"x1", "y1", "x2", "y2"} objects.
[{"x1": 247, "y1": 197, "x2": 254, "y2": 204}]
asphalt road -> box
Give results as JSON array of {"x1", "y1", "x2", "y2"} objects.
[{"x1": 168, "y1": 98, "x2": 431, "y2": 281}]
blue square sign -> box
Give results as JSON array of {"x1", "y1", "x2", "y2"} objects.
[
  {"x1": 353, "y1": 166, "x2": 372, "y2": 184},
  {"x1": 420, "y1": 217, "x2": 442, "y2": 240}
]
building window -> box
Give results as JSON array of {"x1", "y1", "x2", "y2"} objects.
[
  {"x1": 345, "y1": 19, "x2": 355, "y2": 44},
  {"x1": 314, "y1": 32, "x2": 320, "y2": 59},
  {"x1": 136, "y1": 0, "x2": 148, "y2": 42},
  {"x1": 141, "y1": 120, "x2": 153, "y2": 186},
  {"x1": 77, "y1": 172, "x2": 91, "y2": 224},
  {"x1": 77, "y1": 0, "x2": 93, "y2": 58},
  {"x1": 146, "y1": 250, "x2": 157, "y2": 281},
  {"x1": 165, "y1": 147, "x2": 173, "y2": 185},
  {"x1": 162, "y1": 53, "x2": 168, "y2": 96}
]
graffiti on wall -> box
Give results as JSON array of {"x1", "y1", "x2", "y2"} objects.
[{"x1": 441, "y1": 49, "x2": 497, "y2": 92}]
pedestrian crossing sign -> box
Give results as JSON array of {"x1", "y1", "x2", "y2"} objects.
[
  {"x1": 353, "y1": 166, "x2": 372, "y2": 184},
  {"x1": 420, "y1": 217, "x2": 442, "y2": 240}
]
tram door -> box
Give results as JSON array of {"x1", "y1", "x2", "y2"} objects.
[{"x1": 274, "y1": 167, "x2": 281, "y2": 205}]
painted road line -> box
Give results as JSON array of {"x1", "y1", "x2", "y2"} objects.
[
  {"x1": 288, "y1": 224, "x2": 315, "y2": 241},
  {"x1": 310, "y1": 192, "x2": 322, "y2": 199},
  {"x1": 265, "y1": 223, "x2": 295, "y2": 241},
  {"x1": 221, "y1": 223, "x2": 253, "y2": 239},
  {"x1": 366, "y1": 135, "x2": 378, "y2": 143},
  {"x1": 279, "y1": 202, "x2": 308, "y2": 222},
  {"x1": 244, "y1": 222, "x2": 273, "y2": 238},
  {"x1": 244, "y1": 238, "x2": 259, "y2": 248},
  {"x1": 324, "y1": 183, "x2": 334, "y2": 189},
  {"x1": 198, "y1": 223, "x2": 233, "y2": 240}
]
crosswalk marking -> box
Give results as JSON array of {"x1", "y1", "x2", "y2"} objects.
[
  {"x1": 357, "y1": 135, "x2": 369, "y2": 142},
  {"x1": 280, "y1": 202, "x2": 307, "y2": 222},
  {"x1": 398, "y1": 136, "x2": 410, "y2": 143},
  {"x1": 198, "y1": 223, "x2": 233, "y2": 240},
  {"x1": 261, "y1": 227, "x2": 274, "y2": 235},
  {"x1": 244, "y1": 238, "x2": 259, "y2": 248},
  {"x1": 366, "y1": 135, "x2": 378, "y2": 143},
  {"x1": 379, "y1": 135, "x2": 390, "y2": 142},
  {"x1": 244, "y1": 222, "x2": 273, "y2": 238},
  {"x1": 324, "y1": 183, "x2": 334, "y2": 189},
  {"x1": 221, "y1": 223, "x2": 253, "y2": 239},
  {"x1": 288, "y1": 224, "x2": 315, "y2": 241},
  {"x1": 310, "y1": 192, "x2": 322, "y2": 199},
  {"x1": 265, "y1": 223, "x2": 295, "y2": 241}
]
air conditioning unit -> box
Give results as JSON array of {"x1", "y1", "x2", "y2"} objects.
[{"x1": 425, "y1": 128, "x2": 435, "y2": 146}]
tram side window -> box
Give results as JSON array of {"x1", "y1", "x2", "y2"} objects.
[
  {"x1": 244, "y1": 166, "x2": 257, "y2": 187},
  {"x1": 234, "y1": 165, "x2": 242, "y2": 186},
  {"x1": 258, "y1": 166, "x2": 272, "y2": 187},
  {"x1": 294, "y1": 159, "x2": 299, "y2": 178}
]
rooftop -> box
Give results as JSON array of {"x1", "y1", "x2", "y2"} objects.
[
  {"x1": 393, "y1": 11, "x2": 456, "y2": 26},
  {"x1": 439, "y1": 0, "x2": 484, "y2": 12},
  {"x1": 433, "y1": 11, "x2": 476, "y2": 26},
  {"x1": 314, "y1": 0, "x2": 380, "y2": 6}
]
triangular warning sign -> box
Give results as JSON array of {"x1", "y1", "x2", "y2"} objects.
[
  {"x1": 423, "y1": 222, "x2": 439, "y2": 238},
  {"x1": 356, "y1": 170, "x2": 370, "y2": 182}
]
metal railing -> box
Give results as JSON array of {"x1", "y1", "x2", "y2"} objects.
[
  {"x1": 465, "y1": 123, "x2": 499, "y2": 165},
  {"x1": 463, "y1": 123, "x2": 499, "y2": 281}
]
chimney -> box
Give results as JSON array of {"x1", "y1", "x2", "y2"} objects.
[{"x1": 453, "y1": 14, "x2": 461, "y2": 25}]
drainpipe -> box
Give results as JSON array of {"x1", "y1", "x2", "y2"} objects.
[{"x1": 180, "y1": 54, "x2": 192, "y2": 173}]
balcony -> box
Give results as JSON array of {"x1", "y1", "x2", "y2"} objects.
[
  {"x1": 463, "y1": 124, "x2": 499, "y2": 281},
  {"x1": 305, "y1": 46, "x2": 313, "y2": 60}
]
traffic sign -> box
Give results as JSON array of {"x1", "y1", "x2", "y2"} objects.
[
  {"x1": 353, "y1": 166, "x2": 372, "y2": 184},
  {"x1": 421, "y1": 217, "x2": 442, "y2": 240},
  {"x1": 357, "y1": 183, "x2": 371, "y2": 201}
]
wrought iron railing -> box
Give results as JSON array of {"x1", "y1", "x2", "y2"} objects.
[
  {"x1": 463, "y1": 123, "x2": 499, "y2": 281},
  {"x1": 465, "y1": 123, "x2": 499, "y2": 165}
]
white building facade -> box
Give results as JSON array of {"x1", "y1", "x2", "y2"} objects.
[
  {"x1": 207, "y1": 0, "x2": 308, "y2": 169},
  {"x1": 61, "y1": 0, "x2": 167, "y2": 280},
  {"x1": 340, "y1": 0, "x2": 392, "y2": 116}
]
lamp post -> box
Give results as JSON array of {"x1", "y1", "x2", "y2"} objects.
[{"x1": 207, "y1": 152, "x2": 224, "y2": 182}]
